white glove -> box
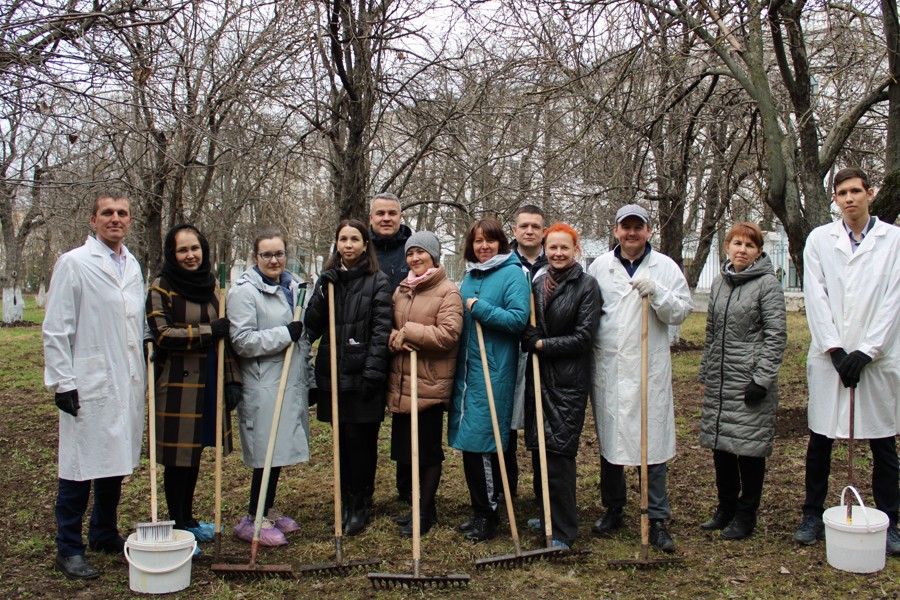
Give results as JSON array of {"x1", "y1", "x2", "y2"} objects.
[{"x1": 630, "y1": 278, "x2": 656, "y2": 298}]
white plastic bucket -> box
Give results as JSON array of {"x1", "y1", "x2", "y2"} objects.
[
  {"x1": 124, "y1": 529, "x2": 196, "y2": 594},
  {"x1": 823, "y1": 486, "x2": 888, "y2": 574}
]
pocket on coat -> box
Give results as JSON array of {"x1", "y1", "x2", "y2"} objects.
[
  {"x1": 74, "y1": 355, "x2": 112, "y2": 403},
  {"x1": 342, "y1": 342, "x2": 367, "y2": 375}
]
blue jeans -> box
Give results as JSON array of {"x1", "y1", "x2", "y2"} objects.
[{"x1": 55, "y1": 476, "x2": 124, "y2": 556}]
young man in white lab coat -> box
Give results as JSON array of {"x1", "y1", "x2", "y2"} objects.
[
  {"x1": 43, "y1": 193, "x2": 146, "y2": 579},
  {"x1": 794, "y1": 167, "x2": 900, "y2": 554},
  {"x1": 588, "y1": 204, "x2": 693, "y2": 553}
]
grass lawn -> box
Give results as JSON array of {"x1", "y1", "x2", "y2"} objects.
[{"x1": 0, "y1": 301, "x2": 897, "y2": 599}]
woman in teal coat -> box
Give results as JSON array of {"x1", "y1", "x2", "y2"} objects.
[{"x1": 449, "y1": 218, "x2": 530, "y2": 542}]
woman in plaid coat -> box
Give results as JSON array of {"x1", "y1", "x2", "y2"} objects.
[{"x1": 146, "y1": 224, "x2": 241, "y2": 545}]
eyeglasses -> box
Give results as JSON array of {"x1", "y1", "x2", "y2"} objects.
[{"x1": 257, "y1": 251, "x2": 287, "y2": 261}]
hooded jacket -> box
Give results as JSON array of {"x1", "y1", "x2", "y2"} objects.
[
  {"x1": 448, "y1": 253, "x2": 531, "y2": 453},
  {"x1": 698, "y1": 254, "x2": 787, "y2": 457}
]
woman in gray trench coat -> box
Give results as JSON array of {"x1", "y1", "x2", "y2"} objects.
[
  {"x1": 698, "y1": 222, "x2": 787, "y2": 540},
  {"x1": 227, "y1": 229, "x2": 311, "y2": 546}
]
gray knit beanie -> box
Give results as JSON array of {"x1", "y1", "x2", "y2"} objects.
[{"x1": 405, "y1": 231, "x2": 441, "y2": 265}]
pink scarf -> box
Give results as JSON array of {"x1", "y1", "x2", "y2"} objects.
[{"x1": 406, "y1": 267, "x2": 439, "y2": 289}]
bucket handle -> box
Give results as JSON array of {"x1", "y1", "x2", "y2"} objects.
[
  {"x1": 840, "y1": 485, "x2": 871, "y2": 526},
  {"x1": 123, "y1": 541, "x2": 197, "y2": 575}
]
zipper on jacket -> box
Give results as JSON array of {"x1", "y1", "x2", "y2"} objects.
[{"x1": 713, "y1": 279, "x2": 735, "y2": 449}]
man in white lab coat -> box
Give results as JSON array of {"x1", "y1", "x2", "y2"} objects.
[
  {"x1": 43, "y1": 192, "x2": 146, "y2": 579},
  {"x1": 588, "y1": 204, "x2": 693, "y2": 553},
  {"x1": 794, "y1": 167, "x2": 900, "y2": 554}
]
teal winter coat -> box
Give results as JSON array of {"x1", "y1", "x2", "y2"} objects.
[{"x1": 448, "y1": 253, "x2": 530, "y2": 453}]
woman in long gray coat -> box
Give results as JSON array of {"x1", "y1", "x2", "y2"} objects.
[
  {"x1": 698, "y1": 222, "x2": 786, "y2": 540},
  {"x1": 227, "y1": 229, "x2": 310, "y2": 546}
]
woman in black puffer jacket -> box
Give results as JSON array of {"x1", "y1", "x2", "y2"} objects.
[
  {"x1": 522, "y1": 223, "x2": 601, "y2": 549},
  {"x1": 698, "y1": 222, "x2": 786, "y2": 541},
  {"x1": 305, "y1": 219, "x2": 393, "y2": 536}
]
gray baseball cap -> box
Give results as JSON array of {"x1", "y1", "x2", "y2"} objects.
[{"x1": 615, "y1": 204, "x2": 650, "y2": 223}]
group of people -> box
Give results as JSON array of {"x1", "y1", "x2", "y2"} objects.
[{"x1": 43, "y1": 166, "x2": 900, "y2": 580}]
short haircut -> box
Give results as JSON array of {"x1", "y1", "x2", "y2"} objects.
[
  {"x1": 544, "y1": 222, "x2": 580, "y2": 248},
  {"x1": 724, "y1": 222, "x2": 764, "y2": 249},
  {"x1": 93, "y1": 191, "x2": 129, "y2": 215},
  {"x1": 463, "y1": 218, "x2": 510, "y2": 262},
  {"x1": 515, "y1": 204, "x2": 544, "y2": 219},
  {"x1": 323, "y1": 219, "x2": 381, "y2": 274},
  {"x1": 253, "y1": 229, "x2": 285, "y2": 254},
  {"x1": 833, "y1": 167, "x2": 870, "y2": 191},
  {"x1": 370, "y1": 192, "x2": 402, "y2": 212}
]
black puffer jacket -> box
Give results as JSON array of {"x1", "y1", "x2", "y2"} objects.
[
  {"x1": 305, "y1": 265, "x2": 393, "y2": 423},
  {"x1": 370, "y1": 224, "x2": 413, "y2": 290},
  {"x1": 524, "y1": 263, "x2": 601, "y2": 456},
  {"x1": 698, "y1": 254, "x2": 786, "y2": 457}
]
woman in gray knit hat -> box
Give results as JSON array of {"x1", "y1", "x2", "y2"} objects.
[{"x1": 386, "y1": 231, "x2": 464, "y2": 536}]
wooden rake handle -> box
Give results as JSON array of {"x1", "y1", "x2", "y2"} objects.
[{"x1": 529, "y1": 293, "x2": 553, "y2": 548}]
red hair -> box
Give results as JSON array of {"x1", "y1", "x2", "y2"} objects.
[{"x1": 544, "y1": 222, "x2": 580, "y2": 249}]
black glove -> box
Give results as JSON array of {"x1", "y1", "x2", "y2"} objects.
[
  {"x1": 286, "y1": 321, "x2": 303, "y2": 341},
  {"x1": 210, "y1": 318, "x2": 230, "y2": 339},
  {"x1": 308, "y1": 388, "x2": 318, "y2": 407},
  {"x1": 838, "y1": 350, "x2": 872, "y2": 389},
  {"x1": 359, "y1": 377, "x2": 381, "y2": 399},
  {"x1": 320, "y1": 269, "x2": 339, "y2": 285},
  {"x1": 224, "y1": 383, "x2": 242, "y2": 411},
  {"x1": 55, "y1": 390, "x2": 80, "y2": 417},
  {"x1": 830, "y1": 348, "x2": 848, "y2": 372},
  {"x1": 743, "y1": 381, "x2": 767, "y2": 404},
  {"x1": 520, "y1": 324, "x2": 541, "y2": 353}
]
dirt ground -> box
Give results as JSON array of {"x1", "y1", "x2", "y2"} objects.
[{"x1": 0, "y1": 315, "x2": 898, "y2": 599}]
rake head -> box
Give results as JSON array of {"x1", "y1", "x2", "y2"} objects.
[
  {"x1": 210, "y1": 562, "x2": 295, "y2": 578},
  {"x1": 607, "y1": 556, "x2": 685, "y2": 569},
  {"x1": 294, "y1": 557, "x2": 382, "y2": 576},
  {"x1": 368, "y1": 572, "x2": 471, "y2": 590},
  {"x1": 475, "y1": 546, "x2": 570, "y2": 569}
]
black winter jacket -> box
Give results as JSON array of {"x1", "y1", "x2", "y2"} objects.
[
  {"x1": 305, "y1": 265, "x2": 393, "y2": 423},
  {"x1": 524, "y1": 263, "x2": 601, "y2": 456},
  {"x1": 371, "y1": 224, "x2": 413, "y2": 290}
]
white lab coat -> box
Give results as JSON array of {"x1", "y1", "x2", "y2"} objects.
[
  {"x1": 803, "y1": 218, "x2": 900, "y2": 439},
  {"x1": 43, "y1": 236, "x2": 146, "y2": 481},
  {"x1": 588, "y1": 249, "x2": 693, "y2": 465}
]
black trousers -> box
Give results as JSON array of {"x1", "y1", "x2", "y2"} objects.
[
  {"x1": 532, "y1": 451, "x2": 578, "y2": 546},
  {"x1": 55, "y1": 475, "x2": 124, "y2": 556},
  {"x1": 713, "y1": 450, "x2": 766, "y2": 519},
  {"x1": 462, "y1": 451, "x2": 500, "y2": 518},
  {"x1": 164, "y1": 465, "x2": 201, "y2": 528},
  {"x1": 491, "y1": 429, "x2": 519, "y2": 499},
  {"x1": 802, "y1": 430, "x2": 900, "y2": 525},
  {"x1": 339, "y1": 422, "x2": 381, "y2": 499},
  {"x1": 248, "y1": 466, "x2": 281, "y2": 517}
]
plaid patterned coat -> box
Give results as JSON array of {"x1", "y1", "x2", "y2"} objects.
[{"x1": 146, "y1": 276, "x2": 241, "y2": 466}]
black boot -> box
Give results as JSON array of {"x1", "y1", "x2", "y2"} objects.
[
  {"x1": 464, "y1": 514, "x2": 498, "y2": 542},
  {"x1": 700, "y1": 507, "x2": 734, "y2": 531},
  {"x1": 400, "y1": 505, "x2": 436, "y2": 538},
  {"x1": 344, "y1": 495, "x2": 369, "y2": 537},
  {"x1": 721, "y1": 514, "x2": 756, "y2": 540},
  {"x1": 592, "y1": 506, "x2": 624, "y2": 536}
]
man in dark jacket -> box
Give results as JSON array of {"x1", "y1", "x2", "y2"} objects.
[
  {"x1": 368, "y1": 192, "x2": 415, "y2": 504},
  {"x1": 504, "y1": 205, "x2": 547, "y2": 501}
]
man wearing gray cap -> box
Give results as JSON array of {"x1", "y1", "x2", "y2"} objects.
[{"x1": 587, "y1": 204, "x2": 693, "y2": 553}]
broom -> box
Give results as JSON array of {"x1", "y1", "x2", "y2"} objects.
[
  {"x1": 135, "y1": 340, "x2": 176, "y2": 543},
  {"x1": 368, "y1": 350, "x2": 470, "y2": 589}
]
